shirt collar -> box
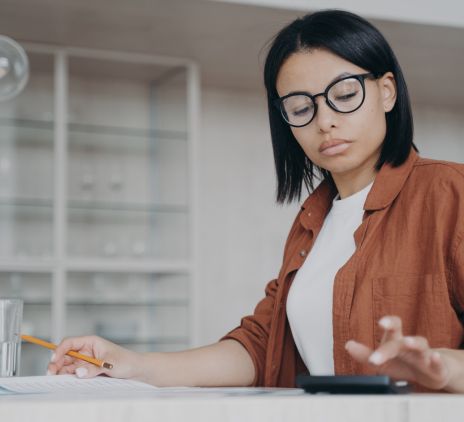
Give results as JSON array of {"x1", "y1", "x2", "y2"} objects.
[
  {"x1": 299, "y1": 178, "x2": 337, "y2": 231},
  {"x1": 364, "y1": 148, "x2": 418, "y2": 211},
  {"x1": 299, "y1": 148, "x2": 419, "y2": 229}
]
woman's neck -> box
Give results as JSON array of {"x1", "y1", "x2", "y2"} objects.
[{"x1": 331, "y1": 163, "x2": 377, "y2": 199}]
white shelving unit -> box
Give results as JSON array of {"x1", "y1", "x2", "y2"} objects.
[{"x1": 0, "y1": 44, "x2": 200, "y2": 375}]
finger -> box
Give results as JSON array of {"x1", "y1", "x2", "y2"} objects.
[
  {"x1": 57, "y1": 362, "x2": 80, "y2": 375},
  {"x1": 403, "y1": 336, "x2": 430, "y2": 353},
  {"x1": 378, "y1": 316, "x2": 403, "y2": 342},
  {"x1": 345, "y1": 340, "x2": 373, "y2": 363},
  {"x1": 368, "y1": 338, "x2": 403, "y2": 366},
  {"x1": 50, "y1": 352, "x2": 80, "y2": 372},
  {"x1": 402, "y1": 347, "x2": 449, "y2": 389},
  {"x1": 74, "y1": 363, "x2": 105, "y2": 379},
  {"x1": 48, "y1": 351, "x2": 77, "y2": 371},
  {"x1": 400, "y1": 336, "x2": 433, "y2": 367},
  {"x1": 430, "y1": 351, "x2": 449, "y2": 379},
  {"x1": 52, "y1": 336, "x2": 95, "y2": 365},
  {"x1": 403, "y1": 336, "x2": 432, "y2": 367},
  {"x1": 58, "y1": 355, "x2": 74, "y2": 366},
  {"x1": 404, "y1": 340, "x2": 446, "y2": 377},
  {"x1": 47, "y1": 362, "x2": 58, "y2": 375}
]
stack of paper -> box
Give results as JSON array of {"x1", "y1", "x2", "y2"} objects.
[
  {"x1": 0, "y1": 375, "x2": 304, "y2": 397},
  {"x1": 0, "y1": 375, "x2": 159, "y2": 395}
]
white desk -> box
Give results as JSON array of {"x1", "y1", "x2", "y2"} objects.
[{"x1": 1, "y1": 390, "x2": 464, "y2": 422}]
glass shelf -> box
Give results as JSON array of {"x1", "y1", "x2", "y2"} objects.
[
  {"x1": 0, "y1": 197, "x2": 53, "y2": 208},
  {"x1": 0, "y1": 205, "x2": 53, "y2": 258},
  {"x1": 0, "y1": 260, "x2": 55, "y2": 273},
  {"x1": 0, "y1": 196, "x2": 187, "y2": 213},
  {"x1": 0, "y1": 117, "x2": 188, "y2": 142},
  {"x1": 65, "y1": 272, "x2": 189, "y2": 344},
  {"x1": 66, "y1": 272, "x2": 189, "y2": 303},
  {"x1": 68, "y1": 199, "x2": 188, "y2": 214},
  {"x1": 67, "y1": 127, "x2": 188, "y2": 209},
  {"x1": 0, "y1": 259, "x2": 190, "y2": 273},
  {"x1": 67, "y1": 208, "x2": 189, "y2": 259},
  {"x1": 0, "y1": 117, "x2": 54, "y2": 131},
  {"x1": 0, "y1": 120, "x2": 54, "y2": 200},
  {"x1": 0, "y1": 271, "x2": 52, "y2": 296},
  {"x1": 64, "y1": 259, "x2": 190, "y2": 273},
  {"x1": 69, "y1": 122, "x2": 187, "y2": 142},
  {"x1": 67, "y1": 295, "x2": 189, "y2": 339},
  {"x1": 25, "y1": 300, "x2": 189, "y2": 307},
  {"x1": 68, "y1": 129, "x2": 188, "y2": 206}
]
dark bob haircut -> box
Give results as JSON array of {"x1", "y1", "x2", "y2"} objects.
[{"x1": 264, "y1": 9, "x2": 418, "y2": 204}]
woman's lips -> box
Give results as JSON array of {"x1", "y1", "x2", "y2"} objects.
[{"x1": 319, "y1": 139, "x2": 351, "y2": 156}]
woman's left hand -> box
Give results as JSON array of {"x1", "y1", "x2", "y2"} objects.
[{"x1": 345, "y1": 315, "x2": 450, "y2": 391}]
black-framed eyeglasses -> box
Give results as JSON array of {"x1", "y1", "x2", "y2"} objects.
[{"x1": 273, "y1": 72, "x2": 379, "y2": 128}]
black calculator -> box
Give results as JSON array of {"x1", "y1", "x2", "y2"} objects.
[{"x1": 296, "y1": 374, "x2": 410, "y2": 394}]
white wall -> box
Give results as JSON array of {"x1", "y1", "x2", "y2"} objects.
[
  {"x1": 213, "y1": 0, "x2": 464, "y2": 28},
  {"x1": 414, "y1": 106, "x2": 464, "y2": 161},
  {"x1": 196, "y1": 87, "x2": 464, "y2": 345},
  {"x1": 196, "y1": 87, "x2": 300, "y2": 345}
]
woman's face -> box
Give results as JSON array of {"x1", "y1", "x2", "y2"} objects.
[{"x1": 276, "y1": 49, "x2": 397, "y2": 178}]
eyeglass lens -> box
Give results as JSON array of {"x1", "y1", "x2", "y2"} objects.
[{"x1": 280, "y1": 77, "x2": 365, "y2": 127}]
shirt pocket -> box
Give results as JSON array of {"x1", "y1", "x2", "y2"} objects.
[{"x1": 372, "y1": 272, "x2": 451, "y2": 347}]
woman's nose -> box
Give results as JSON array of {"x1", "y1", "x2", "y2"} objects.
[{"x1": 313, "y1": 96, "x2": 338, "y2": 132}]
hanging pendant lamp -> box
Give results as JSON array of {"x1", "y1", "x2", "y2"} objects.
[{"x1": 0, "y1": 35, "x2": 29, "y2": 101}]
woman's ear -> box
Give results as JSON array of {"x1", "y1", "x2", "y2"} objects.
[{"x1": 379, "y1": 72, "x2": 397, "y2": 113}]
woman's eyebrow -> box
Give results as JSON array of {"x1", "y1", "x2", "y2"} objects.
[
  {"x1": 329, "y1": 71, "x2": 353, "y2": 84},
  {"x1": 280, "y1": 71, "x2": 355, "y2": 97}
]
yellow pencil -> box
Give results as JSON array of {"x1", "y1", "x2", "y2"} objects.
[{"x1": 21, "y1": 334, "x2": 113, "y2": 370}]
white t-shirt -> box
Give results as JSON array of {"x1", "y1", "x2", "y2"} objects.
[{"x1": 286, "y1": 181, "x2": 373, "y2": 375}]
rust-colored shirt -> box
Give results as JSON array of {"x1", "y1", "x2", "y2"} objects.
[{"x1": 222, "y1": 149, "x2": 464, "y2": 391}]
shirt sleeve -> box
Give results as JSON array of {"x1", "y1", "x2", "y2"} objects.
[
  {"x1": 219, "y1": 207, "x2": 305, "y2": 386},
  {"x1": 451, "y1": 234, "x2": 464, "y2": 322},
  {"x1": 220, "y1": 277, "x2": 279, "y2": 386}
]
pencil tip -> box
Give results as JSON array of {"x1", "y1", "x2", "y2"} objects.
[{"x1": 103, "y1": 362, "x2": 113, "y2": 369}]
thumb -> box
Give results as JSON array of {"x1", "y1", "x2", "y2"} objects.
[
  {"x1": 345, "y1": 339, "x2": 373, "y2": 364},
  {"x1": 75, "y1": 364, "x2": 105, "y2": 379}
]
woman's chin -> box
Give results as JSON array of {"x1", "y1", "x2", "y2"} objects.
[{"x1": 316, "y1": 158, "x2": 358, "y2": 176}]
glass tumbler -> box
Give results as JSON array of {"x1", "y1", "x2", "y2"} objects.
[{"x1": 0, "y1": 298, "x2": 23, "y2": 376}]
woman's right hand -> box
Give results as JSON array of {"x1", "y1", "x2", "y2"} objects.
[{"x1": 47, "y1": 335, "x2": 143, "y2": 380}]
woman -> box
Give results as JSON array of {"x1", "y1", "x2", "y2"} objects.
[{"x1": 48, "y1": 10, "x2": 464, "y2": 392}]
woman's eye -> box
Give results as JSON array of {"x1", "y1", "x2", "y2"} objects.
[
  {"x1": 292, "y1": 106, "x2": 310, "y2": 116},
  {"x1": 335, "y1": 91, "x2": 358, "y2": 101}
]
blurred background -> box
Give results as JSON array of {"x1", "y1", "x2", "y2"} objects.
[{"x1": 0, "y1": 0, "x2": 462, "y2": 375}]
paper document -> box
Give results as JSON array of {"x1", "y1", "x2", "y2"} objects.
[
  {"x1": 0, "y1": 375, "x2": 158, "y2": 394},
  {"x1": 0, "y1": 375, "x2": 305, "y2": 397}
]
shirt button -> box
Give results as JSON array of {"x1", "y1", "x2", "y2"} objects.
[
  {"x1": 299, "y1": 249, "x2": 307, "y2": 257},
  {"x1": 307, "y1": 212, "x2": 311, "y2": 217}
]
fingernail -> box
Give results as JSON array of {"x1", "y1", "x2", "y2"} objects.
[
  {"x1": 369, "y1": 352, "x2": 383, "y2": 365},
  {"x1": 404, "y1": 337, "x2": 415, "y2": 346},
  {"x1": 345, "y1": 340, "x2": 355, "y2": 350},
  {"x1": 379, "y1": 317, "x2": 391, "y2": 329},
  {"x1": 76, "y1": 367, "x2": 88, "y2": 378},
  {"x1": 46, "y1": 370, "x2": 52, "y2": 376},
  {"x1": 50, "y1": 353, "x2": 56, "y2": 362}
]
